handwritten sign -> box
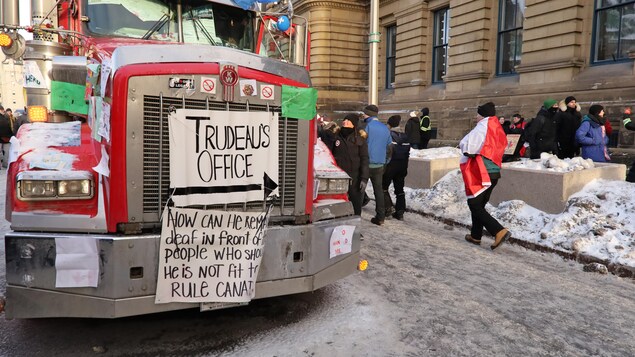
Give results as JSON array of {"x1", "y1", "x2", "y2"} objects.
[
  {"x1": 168, "y1": 109, "x2": 279, "y2": 206},
  {"x1": 505, "y1": 134, "x2": 521, "y2": 155},
  {"x1": 329, "y1": 225, "x2": 355, "y2": 258},
  {"x1": 155, "y1": 207, "x2": 269, "y2": 304},
  {"x1": 23, "y1": 60, "x2": 47, "y2": 89}
]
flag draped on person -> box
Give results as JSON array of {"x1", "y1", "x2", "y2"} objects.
[{"x1": 459, "y1": 116, "x2": 507, "y2": 198}]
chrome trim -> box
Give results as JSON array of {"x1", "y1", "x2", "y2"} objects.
[
  {"x1": 110, "y1": 45, "x2": 311, "y2": 86},
  {"x1": 4, "y1": 253, "x2": 359, "y2": 319}
]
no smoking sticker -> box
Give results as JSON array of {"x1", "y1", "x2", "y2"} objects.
[
  {"x1": 260, "y1": 84, "x2": 275, "y2": 100},
  {"x1": 200, "y1": 77, "x2": 217, "y2": 95}
]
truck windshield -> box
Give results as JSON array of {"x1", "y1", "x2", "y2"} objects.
[{"x1": 86, "y1": 0, "x2": 256, "y2": 52}]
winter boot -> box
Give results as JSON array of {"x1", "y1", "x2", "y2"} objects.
[
  {"x1": 371, "y1": 217, "x2": 384, "y2": 226},
  {"x1": 491, "y1": 229, "x2": 511, "y2": 250},
  {"x1": 392, "y1": 211, "x2": 404, "y2": 221},
  {"x1": 465, "y1": 234, "x2": 481, "y2": 245}
]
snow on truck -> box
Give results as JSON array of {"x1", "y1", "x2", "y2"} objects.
[{"x1": 0, "y1": 0, "x2": 363, "y2": 318}]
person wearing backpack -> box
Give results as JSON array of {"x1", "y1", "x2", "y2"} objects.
[
  {"x1": 419, "y1": 107, "x2": 432, "y2": 149},
  {"x1": 382, "y1": 115, "x2": 411, "y2": 220}
]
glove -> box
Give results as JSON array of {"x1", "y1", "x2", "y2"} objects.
[
  {"x1": 359, "y1": 180, "x2": 368, "y2": 192},
  {"x1": 463, "y1": 152, "x2": 476, "y2": 158}
]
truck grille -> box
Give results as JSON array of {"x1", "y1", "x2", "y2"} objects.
[{"x1": 142, "y1": 95, "x2": 298, "y2": 216}]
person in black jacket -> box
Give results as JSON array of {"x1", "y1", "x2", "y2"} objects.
[
  {"x1": 404, "y1": 110, "x2": 421, "y2": 149},
  {"x1": 555, "y1": 96, "x2": 582, "y2": 159},
  {"x1": 328, "y1": 113, "x2": 369, "y2": 215},
  {"x1": 623, "y1": 108, "x2": 635, "y2": 182},
  {"x1": 525, "y1": 99, "x2": 560, "y2": 159},
  {"x1": 382, "y1": 115, "x2": 411, "y2": 220}
]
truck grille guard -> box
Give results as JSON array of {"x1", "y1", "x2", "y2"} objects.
[{"x1": 141, "y1": 95, "x2": 299, "y2": 221}]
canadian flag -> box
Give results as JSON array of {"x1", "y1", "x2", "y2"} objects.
[{"x1": 459, "y1": 116, "x2": 507, "y2": 198}]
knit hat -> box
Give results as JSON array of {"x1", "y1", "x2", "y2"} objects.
[
  {"x1": 343, "y1": 113, "x2": 359, "y2": 127},
  {"x1": 477, "y1": 102, "x2": 496, "y2": 117},
  {"x1": 420, "y1": 107, "x2": 429, "y2": 117},
  {"x1": 544, "y1": 99, "x2": 558, "y2": 109},
  {"x1": 589, "y1": 104, "x2": 604, "y2": 117},
  {"x1": 363, "y1": 104, "x2": 379, "y2": 117},
  {"x1": 387, "y1": 115, "x2": 401, "y2": 128},
  {"x1": 409, "y1": 110, "x2": 420, "y2": 118},
  {"x1": 565, "y1": 96, "x2": 576, "y2": 105}
]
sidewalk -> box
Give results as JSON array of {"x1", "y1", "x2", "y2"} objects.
[{"x1": 409, "y1": 208, "x2": 635, "y2": 279}]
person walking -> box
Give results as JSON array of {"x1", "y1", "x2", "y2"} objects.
[
  {"x1": 0, "y1": 105, "x2": 13, "y2": 168},
  {"x1": 361, "y1": 104, "x2": 392, "y2": 225},
  {"x1": 555, "y1": 96, "x2": 582, "y2": 159},
  {"x1": 525, "y1": 99, "x2": 560, "y2": 159},
  {"x1": 623, "y1": 108, "x2": 635, "y2": 182},
  {"x1": 419, "y1": 107, "x2": 432, "y2": 149},
  {"x1": 382, "y1": 115, "x2": 410, "y2": 220},
  {"x1": 13, "y1": 108, "x2": 30, "y2": 135},
  {"x1": 327, "y1": 113, "x2": 369, "y2": 215},
  {"x1": 575, "y1": 104, "x2": 610, "y2": 162},
  {"x1": 460, "y1": 102, "x2": 511, "y2": 250},
  {"x1": 404, "y1": 110, "x2": 421, "y2": 149}
]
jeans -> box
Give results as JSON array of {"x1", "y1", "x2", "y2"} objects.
[
  {"x1": 467, "y1": 179, "x2": 504, "y2": 239},
  {"x1": 368, "y1": 166, "x2": 385, "y2": 220}
]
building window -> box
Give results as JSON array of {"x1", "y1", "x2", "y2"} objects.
[
  {"x1": 497, "y1": 0, "x2": 524, "y2": 75},
  {"x1": 432, "y1": 8, "x2": 450, "y2": 83},
  {"x1": 593, "y1": 0, "x2": 635, "y2": 63},
  {"x1": 385, "y1": 25, "x2": 397, "y2": 89}
]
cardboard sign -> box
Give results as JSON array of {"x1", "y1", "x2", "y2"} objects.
[
  {"x1": 168, "y1": 109, "x2": 279, "y2": 206},
  {"x1": 155, "y1": 207, "x2": 269, "y2": 304},
  {"x1": 505, "y1": 134, "x2": 521, "y2": 155}
]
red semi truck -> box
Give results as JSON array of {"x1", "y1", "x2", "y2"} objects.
[{"x1": 0, "y1": 0, "x2": 362, "y2": 318}]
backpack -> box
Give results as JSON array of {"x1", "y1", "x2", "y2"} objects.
[{"x1": 391, "y1": 131, "x2": 410, "y2": 160}]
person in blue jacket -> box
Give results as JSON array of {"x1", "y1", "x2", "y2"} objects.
[
  {"x1": 575, "y1": 104, "x2": 610, "y2": 162},
  {"x1": 360, "y1": 104, "x2": 393, "y2": 225}
]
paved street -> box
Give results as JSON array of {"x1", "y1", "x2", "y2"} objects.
[{"x1": 1, "y1": 177, "x2": 635, "y2": 356}]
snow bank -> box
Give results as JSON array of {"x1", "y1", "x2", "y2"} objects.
[
  {"x1": 410, "y1": 147, "x2": 461, "y2": 159},
  {"x1": 403, "y1": 162, "x2": 635, "y2": 268},
  {"x1": 505, "y1": 153, "x2": 595, "y2": 172}
]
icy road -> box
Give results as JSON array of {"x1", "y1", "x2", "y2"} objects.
[{"x1": 1, "y1": 199, "x2": 635, "y2": 356}]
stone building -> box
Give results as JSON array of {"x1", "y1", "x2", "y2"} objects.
[
  {"x1": 294, "y1": 0, "x2": 635, "y2": 147},
  {"x1": 0, "y1": 59, "x2": 25, "y2": 112}
]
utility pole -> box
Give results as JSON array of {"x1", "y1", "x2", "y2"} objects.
[{"x1": 368, "y1": 0, "x2": 379, "y2": 105}]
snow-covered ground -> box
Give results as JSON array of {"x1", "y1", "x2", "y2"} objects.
[
  {"x1": 410, "y1": 146, "x2": 461, "y2": 159},
  {"x1": 387, "y1": 152, "x2": 635, "y2": 269}
]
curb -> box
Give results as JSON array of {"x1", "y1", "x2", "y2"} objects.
[{"x1": 409, "y1": 209, "x2": 635, "y2": 279}]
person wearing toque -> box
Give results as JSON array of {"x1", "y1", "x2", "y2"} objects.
[
  {"x1": 554, "y1": 96, "x2": 582, "y2": 159},
  {"x1": 575, "y1": 104, "x2": 611, "y2": 162},
  {"x1": 459, "y1": 102, "x2": 512, "y2": 250},
  {"x1": 382, "y1": 115, "x2": 410, "y2": 221},
  {"x1": 525, "y1": 98, "x2": 560, "y2": 159},
  {"x1": 360, "y1": 104, "x2": 392, "y2": 225},
  {"x1": 326, "y1": 113, "x2": 369, "y2": 215},
  {"x1": 405, "y1": 110, "x2": 422, "y2": 149}
]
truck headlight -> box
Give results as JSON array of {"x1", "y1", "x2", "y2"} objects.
[
  {"x1": 317, "y1": 178, "x2": 350, "y2": 194},
  {"x1": 17, "y1": 171, "x2": 94, "y2": 201}
]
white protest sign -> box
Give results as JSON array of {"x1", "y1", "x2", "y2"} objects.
[
  {"x1": 168, "y1": 109, "x2": 279, "y2": 206},
  {"x1": 329, "y1": 225, "x2": 355, "y2": 258},
  {"x1": 155, "y1": 207, "x2": 269, "y2": 304},
  {"x1": 23, "y1": 60, "x2": 47, "y2": 89}
]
